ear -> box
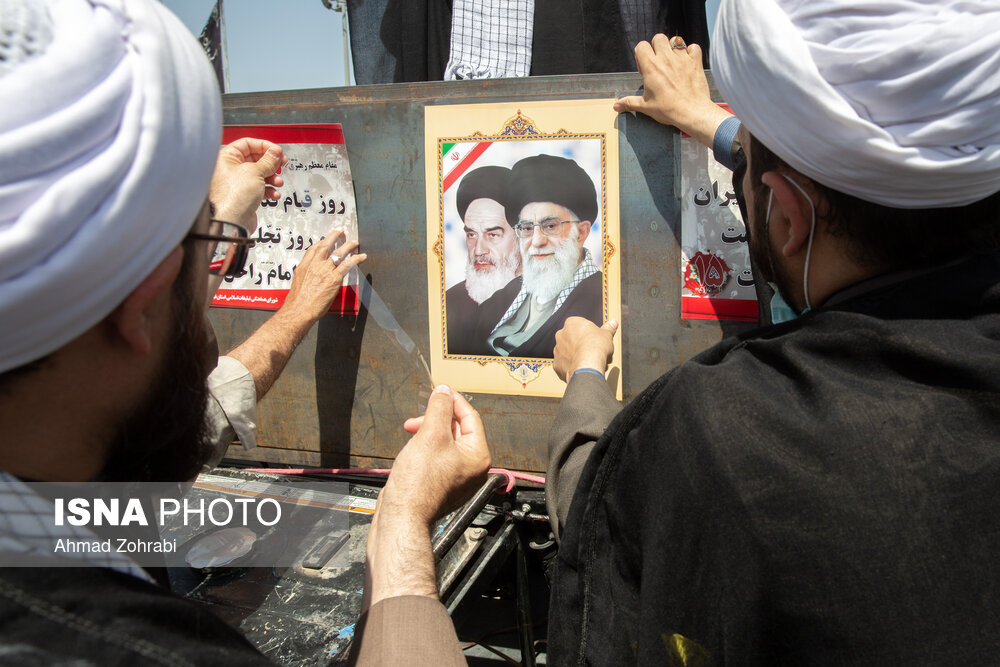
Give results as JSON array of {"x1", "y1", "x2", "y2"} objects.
[
  {"x1": 576, "y1": 220, "x2": 592, "y2": 244},
  {"x1": 108, "y1": 247, "x2": 184, "y2": 355},
  {"x1": 761, "y1": 171, "x2": 813, "y2": 258}
]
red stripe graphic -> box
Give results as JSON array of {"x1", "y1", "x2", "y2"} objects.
[
  {"x1": 681, "y1": 296, "x2": 758, "y2": 322},
  {"x1": 222, "y1": 124, "x2": 345, "y2": 145},
  {"x1": 442, "y1": 142, "x2": 493, "y2": 192},
  {"x1": 212, "y1": 286, "x2": 359, "y2": 314}
]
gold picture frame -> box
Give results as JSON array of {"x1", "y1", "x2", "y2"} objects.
[{"x1": 425, "y1": 100, "x2": 622, "y2": 398}]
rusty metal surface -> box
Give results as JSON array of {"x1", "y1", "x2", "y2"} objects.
[{"x1": 211, "y1": 72, "x2": 752, "y2": 473}]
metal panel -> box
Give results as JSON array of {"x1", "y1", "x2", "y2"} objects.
[{"x1": 212, "y1": 73, "x2": 753, "y2": 473}]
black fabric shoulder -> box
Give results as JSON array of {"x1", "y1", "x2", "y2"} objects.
[{"x1": 0, "y1": 567, "x2": 271, "y2": 665}]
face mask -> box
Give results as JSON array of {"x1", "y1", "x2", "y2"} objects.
[
  {"x1": 763, "y1": 174, "x2": 817, "y2": 323},
  {"x1": 768, "y1": 282, "x2": 809, "y2": 324}
]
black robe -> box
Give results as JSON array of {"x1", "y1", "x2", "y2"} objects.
[
  {"x1": 445, "y1": 281, "x2": 487, "y2": 355},
  {"x1": 532, "y1": 0, "x2": 712, "y2": 75},
  {"x1": 548, "y1": 251, "x2": 1000, "y2": 664},
  {"x1": 347, "y1": 0, "x2": 712, "y2": 84},
  {"x1": 476, "y1": 272, "x2": 604, "y2": 358},
  {"x1": 0, "y1": 567, "x2": 270, "y2": 665}
]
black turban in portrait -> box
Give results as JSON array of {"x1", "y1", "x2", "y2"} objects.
[
  {"x1": 503, "y1": 154, "x2": 598, "y2": 226},
  {"x1": 456, "y1": 165, "x2": 511, "y2": 221}
]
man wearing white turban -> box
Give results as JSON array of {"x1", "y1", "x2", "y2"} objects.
[
  {"x1": 544, "y1": 1, "x2": 1000, "y2": 663},
  {"x1": 0, "y1": 1, "x2": 485, "y2": 663}
]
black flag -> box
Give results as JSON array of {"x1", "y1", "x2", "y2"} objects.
[{"x1": 198, "y1": 0, "x2": 226, "y2": 93}]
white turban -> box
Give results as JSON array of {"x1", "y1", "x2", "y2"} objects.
[
  {"x1": 0, "y1": 0, "x2": 221, "y2": 374},
  {"x1": 712, "y1": 0, "x2": 1000, "y2": 208}
]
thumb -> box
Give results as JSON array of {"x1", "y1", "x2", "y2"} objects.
[
  {"x1": 602, "y1": 318, "x2": 620, "y2": 336},
  {"x1": 613, "y1": 95, "x2": 644, "y2": 114},
  {"x1": 420, "y1": 385, "x2": 456, "y2": 436},
  {"x1": 255, "y1": 146, "x2": 284, "y2": 178}
]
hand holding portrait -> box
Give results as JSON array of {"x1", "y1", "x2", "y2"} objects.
[
  {"x1": 613, "y1": 35, "x2": 731, "y2": 148},
  {"x1": 553, "y1": 317, "x2": 619, "y2": 381}
]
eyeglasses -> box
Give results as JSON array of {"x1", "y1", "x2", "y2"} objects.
[
  {"x1": 513, "y1": 219, "x2": 577, "y2": 239},
  {"x1": 185, "y1": 220, "x2": 254, "y2": 277}
]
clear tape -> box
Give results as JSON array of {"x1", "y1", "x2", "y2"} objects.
[{"x1": 349, "y1": 266, "x2": 435, "y2": 411}]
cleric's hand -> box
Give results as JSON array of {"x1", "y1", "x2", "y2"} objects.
[
  {"x1": 363, "y1": 385, "x2": 491, "y2": 607},
  {"x1": 209, "y1": 138, "x2": 289, "y2": 232},
  {"x1": 613, "y1": 35, "x2": 732, "y2": 149},
  {"x1": 389, "y1": 385, "x2": 492, "y2": 525},
  {"x1": 280, "y1": 228, "x2": 366, "y2": 326},
  {"x1": 552, "y1": 317, "x2": 619, "y2": 382}
]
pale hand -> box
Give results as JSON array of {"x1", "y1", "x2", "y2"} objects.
[
  {"x1": 363, "y1": 386, "x2": 492, "y2": 607},
  {"x1": 209, "y1": 138, "x2": 289, "y2": 232},
  {"x1": 553, "y1": 317, "x2": 619, "y2": 381},
  {"x1": 613, "y1": 35, "x2": 732, "y2": 149},
  {"x1": 280, "y1": 228, "x2": 367, "y2": 326},
  {"x1": 388, "y1": 385, "x2": 493, "y2": 526}
]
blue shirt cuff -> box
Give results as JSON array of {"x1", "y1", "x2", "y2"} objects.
[
  {"x1": 712, "y1": 115, "x2": 742, "y2": 171},
  {"x1": 571, "y1": 368, "x2": 605, "y2": 381}
]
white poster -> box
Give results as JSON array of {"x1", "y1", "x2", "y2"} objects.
[{"x1": 213, "y1": 124, "x2": 359, "y2": 313}]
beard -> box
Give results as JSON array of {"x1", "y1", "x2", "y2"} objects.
[
  {"x1": 465, "y1": 250, "x2": 521, "y2": 304},
  {"x1": 749, "y1": 189, "x2": 798, "y2": 310},
  {"x1": 97, "y1": 251, "x2": 214, "y2": 483},
  {"x1": 521, "y1": 226, "x2": 581, "y2": 303}
]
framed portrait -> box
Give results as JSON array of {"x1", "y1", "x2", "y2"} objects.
[{"x1": 425, "y1": 100, "x2": 621, "y2": 398}]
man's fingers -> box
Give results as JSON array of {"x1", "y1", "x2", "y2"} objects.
[
  {"x1": 315, "y1": 228, "x2": 347, "y2": 255},
  {"x1": 298, "y1": 231, "x2": 351, "y2": 272},
  {"x1": 448, "y1": 391, "x2": 490, "y2": 474},
  {"x1": 300, "y1": 228, "x2": 344, "y2": 264},
  {"x1": 216, "y1": 144, "x2": 238, "y2": 164},
  {"x1": 602, "y1": 318, "x2": 620, "y2": 335},
  {"x1": 330, "y1": 242, "x2": 362, "y2": 274},
  {"x1": 255, "y1": 146, "x2": 285, "y2": 178},
  {"x1": 650, "y1": 33, "x2": 671, "y2": 52},
  {"x1": 342, "y1": 252, "x2": 367, "y2": 269},
  {"x1": 218, "y1": 139, "x2": 251, "y2": 162},
  {"x1": 334, "y1": 239, "x2": 360, "y2": 257},
  {"x1": 221, "y1": 138, "x2": 288, "y2": 171},
  {"x1": 450, "y1": 390, "x2": 485, "y2": 441},
  {"x1": 228, "y1": 137, "x2": 261, "y2": 158},
  {"x1": 420, "y1": 385, "x2": 457, "y2": 436},
  {"x1": 403, "y1": 416, "x2": 424, "y2": 434},
  {"x1": 634, "y1": 39, "x2": 654, "y2": 61},
  {"x1": 224, "y1": 137, "x2": 273, "y2": 162},
  {"x1": 333, "y1": 252, "x2": 367, "y2": 279},
  {"x1": 450, "y1": 389, "x2": 476, "y2": 421},
  {"x1": 687, "y1": 43, "x2": 703, "y2": 62},
  {"x1": 564, "y1": 315, "x2": 596, "y2": 331},
  {"x1": 318, "y1": 237, "x2": 357, "y2": 262}
]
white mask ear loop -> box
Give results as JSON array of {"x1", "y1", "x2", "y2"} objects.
[
  {"x1": 764, "y1": 187, "x2": 779, "y2": 282},
  {"x1": 779, "y1": 174, "x2": 817, "y2": 311}
]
